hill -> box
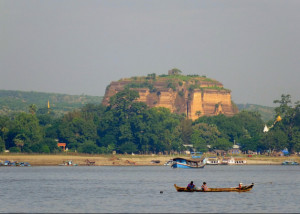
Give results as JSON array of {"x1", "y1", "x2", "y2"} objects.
[
  {"x1": 0, "y1": 90, "x2": 103, "y2": 116},
  {"x1": 237, "y1": 103, "x2": 275, "y2": 122}
]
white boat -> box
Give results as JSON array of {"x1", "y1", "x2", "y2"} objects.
[
  {"x1": 206, "y1": 157, "x2": 220, "y2": 165},
  {"x1": 221, "y1": 157, "x2": 235, "y2": 165},
  {"x1": 221, "y1": 157, "x2": 246, "y2": 165}
]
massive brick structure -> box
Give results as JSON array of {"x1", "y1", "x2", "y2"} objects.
[{"x1": 102, "y1": 73, "x2": 238, "y2": 120}]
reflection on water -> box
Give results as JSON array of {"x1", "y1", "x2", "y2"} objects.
[{"x1": 0, "y1": 165, "x2": 299, "y2": 213}]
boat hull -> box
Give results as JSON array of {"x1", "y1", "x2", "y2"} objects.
[
  {"x1": 174, "y1": 184, "x2": 254, "y2": 192},
  {"x1": 282, "y1": 161, "x2": 299, "y2": 165},
  {"x1": 171, "y1": 162, "x2": 205, "y2": 169},
  {"x1": 171, "y1": 157, "x2": 206, "y2": 169}
]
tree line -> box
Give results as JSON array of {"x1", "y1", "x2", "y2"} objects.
[{"x1": 0, "y1": 90, "x2": 299, "y2": 155}]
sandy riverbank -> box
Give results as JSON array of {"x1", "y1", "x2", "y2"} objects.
[{"x1": 0, "y1": 153, "x2": 299, "y2": 166}]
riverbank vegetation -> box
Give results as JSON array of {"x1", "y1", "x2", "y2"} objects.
[{"x1": 0, "y1": 90, "x2": 299, "y2": 155}]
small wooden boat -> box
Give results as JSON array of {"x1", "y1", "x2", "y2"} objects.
[{"x1": 174, "y1": 183, "x2": 254, "y2": 192}]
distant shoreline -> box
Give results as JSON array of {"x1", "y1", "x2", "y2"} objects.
[{"x1": 0, "y1": 154, "x2": 299, "y2": 166}]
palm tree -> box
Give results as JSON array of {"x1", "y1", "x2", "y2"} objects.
[{"x1": 14, "y1": 134, "x2": 25, "y2": 152}]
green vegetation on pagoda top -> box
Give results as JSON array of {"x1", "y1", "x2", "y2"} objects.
[{"x1": 116, "y1": 68, "x2": 231, "y2": 93}]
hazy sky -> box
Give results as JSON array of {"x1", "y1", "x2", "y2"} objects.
[{"x1": 1, "y1": 0, "x2": 300, "y2": 106}]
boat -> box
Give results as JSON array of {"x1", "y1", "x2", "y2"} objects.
[
  {"x1": 150, "y1": 160, "x2": 161, "y2": 164},
  {"x1": 282, "y1": 160, "x2": 299, "y2": 165},
  {"x1": 0, "y1": 160, "x2": 31, "y2": 166},
  {"x1": 206, "y1": 157, "x2": 220, "y2": 165},
  {"x1": 174, "y1": 183, "x2": 254, "y2": 192},
  {"x1": 164, "y1": 159, "x2": 174, "y2": 166},
  {"x1": 219, "y1": 156, "x2": 247, "y2": 165},
  {"x1": 220, "y1": 157, "x2": 235, "y2": 165},
  {"x1": 171, "y1": 157, "x2": 206, "y2": 169},
  {"x1": 234, "y1": 158, "x2": 247, "y2": 165},
  {"x1": 59, "y1": 160, "x2": 78, "y2": 166}
]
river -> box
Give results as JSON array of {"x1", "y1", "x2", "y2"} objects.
[{"x1": 0, "y1": 165, "x2": 299, "y2": 213}]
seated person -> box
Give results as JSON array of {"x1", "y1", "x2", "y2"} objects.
[
  {"x1": 239, "y1": 183, "x2": 243, "y2": 189},
  {"x1": 201, "y1": 182, "x2": 208, "y2": 191},
  {"x1": 187, "y1": 181, "x2": 195, "y2": 190}
]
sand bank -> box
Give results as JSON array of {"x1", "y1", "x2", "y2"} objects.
[{"x1": 0, "y1": 154, "x2": 299, "y2": 166}]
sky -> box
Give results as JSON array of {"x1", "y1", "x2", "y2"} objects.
[{"x1": 1, "y1": 0, "x2": 300, "y2": 107}]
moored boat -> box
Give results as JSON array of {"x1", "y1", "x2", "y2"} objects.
[
  {"x1": 220, "y1": 157, "x2": 246, "y2": 165},
  {"x1": 0, "y1": 160, "x2": 31, "y2": 166},
  {"x1": 171, "y1": 157, "x2": 206, "y2": 169},
  {"x1": 206, "y1": 157, "x2": 220, "y2": 165},
  {"x1": 59, "y1": 160, "x2": 78, "y2": 166},
  {"x1": 164, "y1": 159, "x2": 174, "y2": 166},
  {"x1": 174, "y1": 183, "x2": 254, "y2": 192},
  {"x1": 282, "y1": 160, "x2": 299, "y2": 165},
  {"x1": 220, "y1": 157, "x2": 235, "y2": 165}
]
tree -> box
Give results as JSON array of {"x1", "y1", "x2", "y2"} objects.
[
  {"x1": 190, "y1": 132, "x2": 208, "y2": 152},
  {"x1": 13, "y1": 134, "x2": 26, "y2": 152},
  {"x1": 170, "y1": 68, "x2": 182, "y2": 75},
  {"x1": 180, "y1": 119, "x2": 193, "y2": 145},
  {"x1": 291, "y1": 130, "x2": 300, "y2": 152},
  {"x1": 119, "y1": 142, "x2": 138, "y2": 154},
  {"x1": 262, "y1": 129, "x2": 288, "y2": 153},
  {"x1": 239, "y1": 135, "x2": 263, "y2": 152},
  {"x1": 272, "y1": 94, "x2": 300, "y2": 153},
  {"x1": 212, "y1": 138, "x2": 233, "y2": 151},
  {"x1": 0, "y1": 115, "x2": 11, "y2": 150},
  {"x1": 0, "y1": 137, "x2": 5, "y2": 152},
  {"x1": 146, "y1": 73, "x2": 156, "y2": 80},
  {"x1": 274, "y1": 94, "x2": 292, "y2": 116},
  {"x1": 11, "y1": 113, "x2": 43, "y2": 151},
  {"x1": 108, "y1": 89, "x2": 140, "y2": 111},
  {"x1": 41, "y1": 145, "x2": 50, "y2": 153},
  {"x1": 191, "y1": 123, "x2": 221, "y2": 152},
  {"x1": 41, "y1": 138, "x2": 61, "y2": 153},
  {"x1": 29, "y1": 104, "x2": 37, "y2": 115},
  {"x1": 233, "y1": 111, "x2": 264, "y2": 139},
  {"x1": 57, "y1": 111, "x2": 98, "y2": 149},
  {"x1": 78, "y1": 141, "x2": 99, "y2": 154}
]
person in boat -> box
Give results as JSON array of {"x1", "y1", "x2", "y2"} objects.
[
  {"x1": 201, "y1": 182, "x2": 208, "y2": 191},
  {"x1": 187, "y1": 181, "x2": 195, "y2": 190},
  {"x1": 239, "y1": 183, "x2": 243, "y2": 189}
]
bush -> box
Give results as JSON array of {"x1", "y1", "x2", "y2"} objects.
[
  {"x1": 41, "y1": 145, "x2": 50, "y2": 153},
  {"x1": 9, "y1": 147, "x2": 21, "y2": 153},
  {"x1": 178, "y1": 91, "x2": 184, "y2": 97},
  {"x1": 78, "y1": 141, "x2": 99, "y2": 154},
  {"x1": 119, "y1": 142, "x2": 137, "y2": 154},
  {"x1": 41, "y1": 138, "x2": 60, "y2": 152}
]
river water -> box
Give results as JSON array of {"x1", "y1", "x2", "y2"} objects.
[{"x1": 0, "y1": 165, "x2": 299, "y2": 213}]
